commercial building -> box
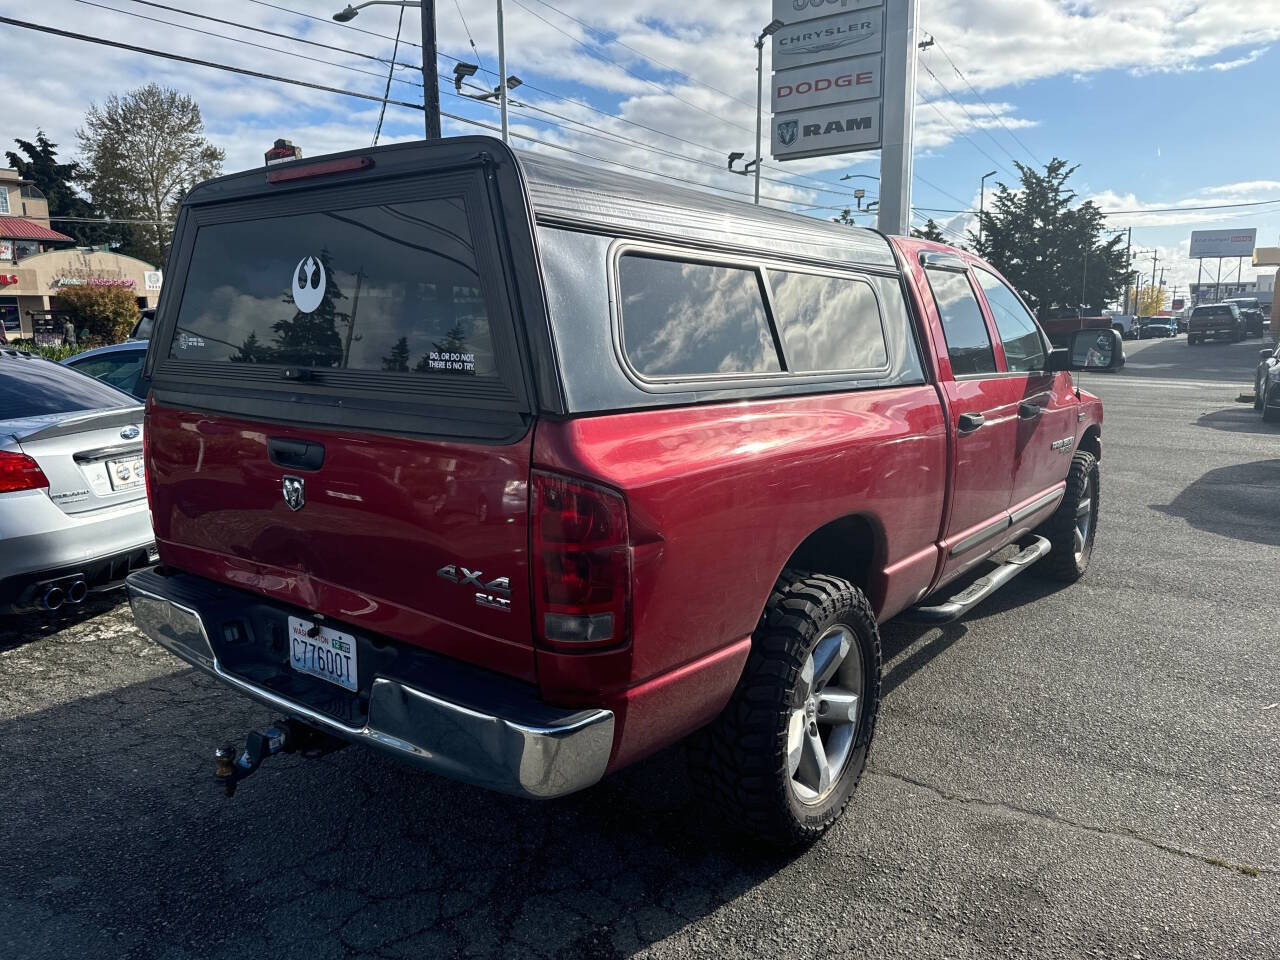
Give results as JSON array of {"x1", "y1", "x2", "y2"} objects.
[{"x1": 0, "y1": 169, "x2": 161, "y2": 339}]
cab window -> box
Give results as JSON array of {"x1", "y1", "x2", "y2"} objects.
[
  {"x1": 924, "y1": 267, "x2": 996, "y2": 376},
  {"x1": 974, "y1": 268, "x2": 1046, "y2": 372}
]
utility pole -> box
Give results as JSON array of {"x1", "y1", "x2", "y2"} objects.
[
  {"x1": 421, "y1": 1, "x2": 440, "y2": 139},
  {"x1": 1195, "y1": 258, "x2": 1203, "y2": 304},
  {"x1": 978, "y1": 170, "x2": 997, "y2": 245},
  {"x1": 1123, "y1": 226, "x2": 1132, "y2": 313},
  {"x1": 1151, "y1": 250, "x2": 1158, "y2": 292}
]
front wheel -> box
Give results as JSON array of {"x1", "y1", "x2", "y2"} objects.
[
  {"x1": 689, "y1": 572, "x2": 881, "y2": 848},
  {"x1": 1036, "y1": 451, "x2": 1100, "y2": 582}
]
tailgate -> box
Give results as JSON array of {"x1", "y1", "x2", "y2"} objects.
[{"x1": 144, "y1": 138, "x2": 549, "y2": 680}]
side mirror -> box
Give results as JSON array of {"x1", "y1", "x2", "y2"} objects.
[
  {"x1": 1261, "y1": 349, "x2": 1274, "y2": 359},
  {"x1": 1067, "y1": 328, "x2": 1125, "y2": 370}
]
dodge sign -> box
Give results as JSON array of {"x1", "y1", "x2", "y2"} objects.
[{"x1": 771, "y1": 0, "x2": 885, "y2": 161}]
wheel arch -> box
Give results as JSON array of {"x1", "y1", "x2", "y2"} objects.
[
  {"x1": 764, "y1": 513, "x2": 886, "y2": 620},
  {"x1": 1078, "y1": 424, "x2": 1102, "y2": 461}
]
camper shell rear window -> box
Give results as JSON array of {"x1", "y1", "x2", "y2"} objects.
[{"x1": 149, "y1": 160, "x2": 533, "y2": 440}]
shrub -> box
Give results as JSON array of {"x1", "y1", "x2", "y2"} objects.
[{"x1": 54, "y1": 279, "x2": 139, "y2": 345}]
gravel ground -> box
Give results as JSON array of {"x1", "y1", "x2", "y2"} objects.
[{"x1": 2, "y1": 334, "x2": 1277, "y2": 960}]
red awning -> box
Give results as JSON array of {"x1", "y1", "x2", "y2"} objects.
[{"x1": 0, "y1": 216, "x2": 74, "y2": 242}]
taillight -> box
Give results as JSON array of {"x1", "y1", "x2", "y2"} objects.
[
  {"x1": 531, "y1": 470, "x2": 632, "y2": 651},
  {"x1": 0, "y1": 450, "x2": 49, "y2": 494}
]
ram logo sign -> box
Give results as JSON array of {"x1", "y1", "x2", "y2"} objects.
[
  {"x1": 771, "y1": 103, "x2": 881, "y2": 161},
  {"x1": 770, "y1": 0, "x2": 885, "y2": 161}
]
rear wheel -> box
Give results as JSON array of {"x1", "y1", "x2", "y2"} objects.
[
  {"x1": 689, "y1": 571, "x2": 881, "y2": 848},
  {"x1": 1036, "y1": 451, "x2": 1099, "y2": 582}
]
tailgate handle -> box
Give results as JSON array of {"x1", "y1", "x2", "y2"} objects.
[{"x1": 268, "y1": 437, "x2": 325, "y2": 471}]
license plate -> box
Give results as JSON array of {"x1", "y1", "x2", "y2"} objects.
[
  {"x1": 288, "y1": 616, "x2": 358, "y2": 692},
  {"x1": 107, "y1": 456, "x2": 145, "y2": 491}
]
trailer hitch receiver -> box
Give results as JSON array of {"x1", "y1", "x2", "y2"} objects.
[{"x1": 214, "y1": 718, "x2": 346, "y2": 797}]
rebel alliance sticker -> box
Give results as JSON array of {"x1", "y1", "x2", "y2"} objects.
[{"x1": 292, "y1": 256, "x2": 326, "y2": 313}]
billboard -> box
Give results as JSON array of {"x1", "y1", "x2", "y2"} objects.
[
  {"x1": 1188, "y1": 228, "x2": 1256, "y2": 259},
  {"x1": 771, "y1": 0, "x2": 885, "y2": 161}
]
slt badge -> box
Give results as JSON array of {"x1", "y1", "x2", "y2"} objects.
[{"x1": 282, "y1": 475, "x2": 306, "y2": 511}]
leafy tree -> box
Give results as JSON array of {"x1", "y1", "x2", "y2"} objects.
[
  {"x1": 5, "y1": 131, "x2": 112, "y2": 247},
  {"x1": 55, "y1": 279, "x2": 139, "y2": 345},
  {"x1": 911, "y1": 219, "x2": 946, "y2": 242},
  {"x1": 971, "y1": 159, "x2": 1127, "y2": 320},
  {"x1": 76, "y1": 83, "x2": 224, "y2": 265},
  {"x1": 1134, "y1": 284, "x2": 1167, "y2": 318}
]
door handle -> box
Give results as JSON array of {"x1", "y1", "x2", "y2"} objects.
[
  {"x1": 957, "y1": 412, "x2": 985, "y2": 434},
  {"x1": 1018, "y1": 401, "x2": 1044, "y2": 420}
]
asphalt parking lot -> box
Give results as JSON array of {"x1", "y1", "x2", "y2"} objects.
[{"x1": 2, "y1": 333, "x2": 1277, "y2": 960}]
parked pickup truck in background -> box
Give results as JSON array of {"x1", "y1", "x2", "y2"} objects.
[{"x1": 127, "y1": 138, "x2": 1121, "y2": 847}]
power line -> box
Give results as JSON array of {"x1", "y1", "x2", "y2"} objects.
[
  {"x1": 123, "y1": 0, "x2": 420, "y2": 71},
  {"x1": 927, "y1": 36, "x2": 1043, "y2": 167},
  {"x1": 913, "y1": 172, "x2": 973, "y2": 210},
  {"x1": 917, "y1": 59, "x2": 1016, "y2": 177},
  {"x1": 452, "y1": 0, "x2": 486, "y2": 75},
  {"x1": 372, "y1": 5, "x2": 406, "y2": 145},
  {"x1": 0, "y1": 15, "x2": 425, "y2": 109},
  {"x1": 242, "y1": 0, "x2": 423, "y2": 49},
  {"x1": 505, "y1": 0, "x2": 754, "y2": 135},
  {"x1": 74, "y1": 0, "x2": 423, "y2": 88},
  {"x1": 523, "y1": 0, "x2": 755, "y2": 110},
  {"x1": 0, "y1": 14, "x2": 853, "y2": 220},
  {"x1": 913, "y1": 197, "x2": 1280, "y2": 215}
]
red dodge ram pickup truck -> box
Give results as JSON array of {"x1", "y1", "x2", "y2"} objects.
[{"x1": 128, "y1": 138, "x2": 1120, "y2": 846}]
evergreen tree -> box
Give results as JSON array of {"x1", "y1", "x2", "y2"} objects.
[
  {"x1": 5, "y1": 131, "x2": 111, "y2": 246},
  {"x1": 911, "y1": 219, "x2": 947, "y2": 242},
  {"x1": 382, "y1": 336, "x2": 410, "y2": 372},
  {"x1": 971, "y1": 159, "x2": 1127, "y2": 319}
]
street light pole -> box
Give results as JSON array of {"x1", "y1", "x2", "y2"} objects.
[
  {"x1": 334, "y1": 1, "x2": 439, "y2": 139},
  {"x1": 978, "y1": 169, "x2": 997, "y2": 244},
  {"x1": 752, "y1": 19, "x2": 784, "y2": 205}
]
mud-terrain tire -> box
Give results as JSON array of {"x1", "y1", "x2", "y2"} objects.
[
  {"x1": 688, "y1": 571, "x2": 881, "y2": 849},
  {"x1": 1035, "y1": 451, "x2": 1100, "y2": 582}
]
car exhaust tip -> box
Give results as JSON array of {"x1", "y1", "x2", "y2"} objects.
[
  {"x1": 42, "y1": 586, "x2": 65, "y2": 611},
  {"x1": 67, "y1": 580, "x2": 89, "y2": 604}
]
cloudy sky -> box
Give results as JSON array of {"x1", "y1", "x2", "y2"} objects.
[{"x1": 5, "y1": 0, "x2": 1280, "y2": 296}]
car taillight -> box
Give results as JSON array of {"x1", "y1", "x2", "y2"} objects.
[
  {"x1": 531, "y1": 470, "x2": 631, "y2": 651},
  {"x1": 0, "y1": 450, "x2": 49, "y2": 493}
]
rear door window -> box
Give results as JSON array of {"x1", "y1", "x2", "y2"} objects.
[
  {"x1": 924, "y1": 267, "x2": 997, "y2": 376},
  {"x1": 974, "y1": 268, "x2": 1046, "y2": 372},
  {"x1": 766, "y1": 270, "x2": 887, "y2": 372},
  {"x1": 618, "y1": 254, "x2": 780, "y2": 378},
  {"x1": 170, "y1": 197, "x2": 495, "y2": 378},
  {"x1": 0, "y1": 357, "x2": 135, "y2": 420}
]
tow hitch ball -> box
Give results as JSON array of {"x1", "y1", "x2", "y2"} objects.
[{"x1": 214, "y1": 718, "x2": 345, "y2": 797}]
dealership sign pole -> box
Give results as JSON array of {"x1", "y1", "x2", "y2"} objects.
[{"x1": 769, "y1": 0, "x2": 916, "y2": 235}]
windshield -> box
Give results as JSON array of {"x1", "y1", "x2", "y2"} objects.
[{"x1": 0, "y1": 355, "x2": 136, "y2": 421}]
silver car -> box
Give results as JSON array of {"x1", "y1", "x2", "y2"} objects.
[{"x1": 0, "y1": 349, "x2": 155, "y2": 613}]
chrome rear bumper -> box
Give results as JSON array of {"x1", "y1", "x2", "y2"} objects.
[{"x1": 127, "y1": 576, "x2": 614, "y2": 799}]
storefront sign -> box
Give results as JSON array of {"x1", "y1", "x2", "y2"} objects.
[
  {"x1": 0, "y1": 240, "x2": 12, "y2": 261},
  {"x1": 145, "y1": 271, "x2": 163, "y2": 291},
  {"x1": 772, "y1": 53, "x2": 881, "y2": 112},
  {"x1": 52, "y1": 276, "x2": 136, "y2": 288},
  {"x1": 0, "y1": 274, "x2": 17, "y2": 286}
]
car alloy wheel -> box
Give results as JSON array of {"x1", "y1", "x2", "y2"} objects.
[{"x1": 787, "y1": 624, "x2": 864, "y2": 805}]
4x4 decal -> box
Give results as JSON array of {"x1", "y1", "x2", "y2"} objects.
[{"x1": 436, "y1": 564, "x2": 512, "y2": 613}]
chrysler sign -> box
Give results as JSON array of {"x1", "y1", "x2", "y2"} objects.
[
  {"x1": 773, "y1": 9, "x2": 883, "y2": 68},
  {"x1": 771, "y1": 0, "x2": 885, "y2": 161}
]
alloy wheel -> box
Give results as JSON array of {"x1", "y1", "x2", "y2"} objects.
[{"x1": 787, "y1": 624, "x2": 864, "y2": 804}]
